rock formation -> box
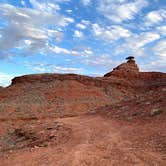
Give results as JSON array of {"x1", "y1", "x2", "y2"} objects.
[
  {"x1": 0, "y1": 57, "x2": 165, "y2": 119},
  {"x1": 104, "y1": 56, "x2": 139, "y2": 77},
  {"x1": 0, "y1": 58, "x2": 166, "y2": 165}
]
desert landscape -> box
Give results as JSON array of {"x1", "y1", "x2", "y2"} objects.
[
  {"x1": 0, "y1": 58, "x2": 165, "y2": 166},
  {"x1": 0, "y1": 0, "x2": 166, "y2": 165}
]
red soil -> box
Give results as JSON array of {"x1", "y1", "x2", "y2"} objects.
[{"x1": 0, "y1": 59, "x2": 166, "y2": 165}]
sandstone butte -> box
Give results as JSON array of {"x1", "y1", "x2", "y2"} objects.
[{"x1": 0, "y1": 58, "x2": 166, "y2": 166}]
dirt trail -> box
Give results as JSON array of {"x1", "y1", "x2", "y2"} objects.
[
  {"x1": 0, "y1": 114, "x2": 165, "y2": 166},
  {"x1": 57, "y1": 115, "x2": 164, "y2": 166}
]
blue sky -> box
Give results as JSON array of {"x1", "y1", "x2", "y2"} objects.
[{"x1": 0, "y1": 0, "x2": 165, "y2": 86}]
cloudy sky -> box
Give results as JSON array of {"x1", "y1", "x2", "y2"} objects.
[{"x1": 0, "y1": 0, "x2": 165, "y2": 86}]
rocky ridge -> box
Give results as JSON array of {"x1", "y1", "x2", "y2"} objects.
[{"x1": 0, "y1": 58, "x2": 165, "y2": 120}]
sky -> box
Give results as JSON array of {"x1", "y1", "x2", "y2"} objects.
[{"x1": 0, "y1": 0, "x2": 165, "y2": 86}]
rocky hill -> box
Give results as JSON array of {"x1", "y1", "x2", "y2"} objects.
[
  {"x1": 0, "y1": 58, "x2": 166, "y2": 165},
  {"x1": 0, "y1": 58, "x2": 165, "y2": 120}
]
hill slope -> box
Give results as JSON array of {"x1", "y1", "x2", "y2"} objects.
[{"x1": 0, "y1": 59, "x2": 166, "y2": 165}]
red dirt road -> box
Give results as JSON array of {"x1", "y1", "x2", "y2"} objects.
[{"x1": 0, "y1": 114, "x2": 165, "y2": 166}]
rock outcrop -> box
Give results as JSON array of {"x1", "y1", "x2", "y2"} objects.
[
  {"x1": 104, "y1": 57, "x2": 166, "y2": 88},
  {"x1": 104, "y1": 58, "x2": 139, "y2": 78}
]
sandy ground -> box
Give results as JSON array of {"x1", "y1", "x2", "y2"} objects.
[{"x1": 0, "y1": 113, "x2": 165, "y2": 166}]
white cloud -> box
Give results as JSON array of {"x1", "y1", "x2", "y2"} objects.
[
  {"x1": 129, "y1": 32, "x2": 159, "y2": 48},
  {"x1": 84, "y1": 49, "x2": 93, "y2": 55},
  {"x1": 140, "y1": 58, "x2": 166, "y2": 72},
  {"x1": 49, "y1": 46, "x2": 80, "y2": 56},
  {"x1": 21, "y1": 0, "x2": 26, "y2": 6},
  {"x1": 50, "y1": 45, "x2": 94, "y2": 57},
  {"x1": 157, "y1": 26, "x2": 166, "y2": 36},
  {"x1": 81, "y1": 0, "x2": 91, "y2": 6},
  {"x1": 0, "y1": 3, "x2": 74, "y2": 57},
  {"x1": 92, "y1": 23, "x2": 131, "y2": 41},
  {"x1": 75, "y1": 20, "x2": 90, "y2": 30},
  {"x1": 145, "y1": 9, "x2": 166, "y2": 26},
  {"x1": 74, "y1": 30, "x2": 84, "y2": 38},
  {"x1": 130, "y1": 32, "x2": 160, "y2": 48},
  {"x1": 83, "y1": 54, "x2": 119, "y2": 71},
  {"x1": 63, "y1": 17, "x2": 75, "y2": 25},
  {"x1": 50, "y1": 46, "x2": 71, "y2": 54},
  {"x1": 98, "y1": 0, "x2": 148, "y2": 23},
  {"x1": 115, "y1": 31, "x2": 160, "y2": 56},
  {"x1": 53, "y1": 66, "x2": 83, "y2": 73},
  {"x1": 0, "y1": 72, "x2": 13, "y2": 87},
  {"x1": 76, "y1": 23, "x2": 86, "y2": 29},
  {"x1": 29, "y1": 0, "x2": 61, "y2": 12},
  {"x1": 153, "y1": 40, "x2": 166, "y2": 57},
  {"x1": 26, "y1": 63, "x2": 84, "y2": 74},
  {"x1": 66, "y1": 9, "x2": 72, "y2": 13},
  {"x1": 81, "y1": 20, "x2": 90, "y2": 25}
]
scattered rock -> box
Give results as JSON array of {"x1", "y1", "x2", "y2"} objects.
[
  {"x1": 150, "y1": 109, "x2": 164, "y2": 117},
  {"x1": 0, "y1": 123, "x2": 72, "y2": 151}
]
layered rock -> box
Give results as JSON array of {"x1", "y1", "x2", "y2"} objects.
[
  {"x1": 104, "y1": 58, "x2": 139, "y2": 78},
  {"x1": 104, "y1": 57, "x2": 166, "y2": 88}
]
